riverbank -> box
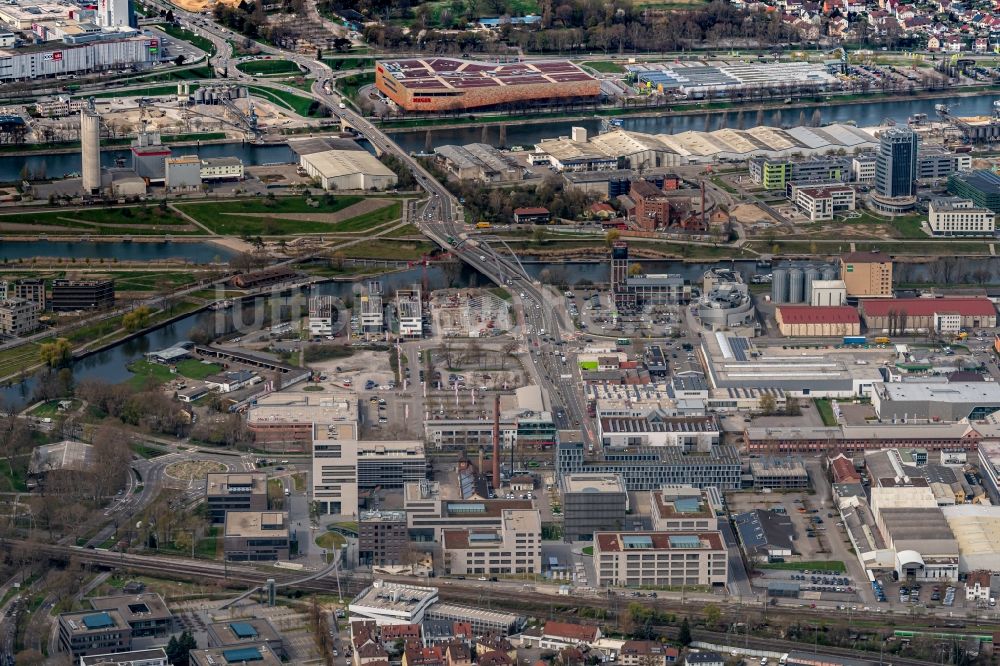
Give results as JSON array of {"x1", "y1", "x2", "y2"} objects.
[
  {"x1": 0, "y1": 135, "x2": 277, "y2": 158},
  {"x1": 380, "y1": 84, "x2": 1000, "y2": 133}
]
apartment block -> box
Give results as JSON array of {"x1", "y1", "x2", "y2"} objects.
[
  {"x1": 359, "y1": 509, "x2": 409, "y2": 567},
  {"x1": 0, "y1": 297, "x2": 38, "y2": 336},
  {"x1": 13, "y1": 277, "x2": 46, "y2": 310},
  {"x1": 205, "y1": 472, "x2": 268, "y2": 524},
  {"x1": 592, "y1": 531, "x2": 728, "y2": 588},
  {"x1": 442, "y1": 509, "x2": 541, "y2": 575}
]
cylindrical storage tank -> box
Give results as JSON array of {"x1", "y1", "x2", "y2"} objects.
[
  {"x1": 822, "y1": 265, "x2": 836, "y2": 281},
  {"x1": 805, "y1": 267, "x2": 821, "y2": 304},
  {"x1": 788, "y1": 268, "x2": 804, "y2": 304},
  {"x1": 771, "y1": 268, "x2": 788, "y2": 304},
  {"x1": 80, "y1": 109, "x2": 101, "y2": 194},
  {"x1": 194, "y1": 88, "x2": 205, "y2": 103}
]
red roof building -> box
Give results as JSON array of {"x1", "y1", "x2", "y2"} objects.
[
  {"x1": 541, "y1": 621, "x2": 601, "y2": 645},
  {"x1": 828, "y1": 453, "x2": 860, "y2": 484},
  {"x1": 775, "y1": 305, "x2": 861, "y2": 337},
  {"x1": 859, "y1": 297, "x2": 997, "y2": 332}
]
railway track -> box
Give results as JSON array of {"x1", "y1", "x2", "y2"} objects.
[{"x1": 20, "y1": 542, "x2": 989, "y2": 666}]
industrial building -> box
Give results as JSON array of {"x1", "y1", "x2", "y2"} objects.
[
  {"x1": 0, "y1": 297, "x2": 38, "y2": 336},
  {"x1": 223, "y1": 511, "x2": 290, "y2": 561},
  {"x1": 810, "y1": 280, "x2": 847, "y2": 306},
  {"x1": 947, "y1": 170, "x2": 1000, "y2": 213},
  {"x1": 131, "y1": 130, "x2": 170, "y2": 181},
  {"x1": 650, "y1": 486, "x2": 718, "y2": 532},
  {"x1": 627, "y1": 60, "x2": 837, "y2": 98},
  {"x1": 375, "y1": 57, "x2": 599, "y2": 112},
  {"x1": 200, "y1": 156, "x2": 244, "y2": 182},
  {"x1": 0, "y1": 34, "x2": 159, "y2": 82},
  {"x1": 50, "y1": 279, "x2": 114, "y2": 311},
  {"x1": 928, "y1": 198, "x2": 996, "y2": 236},
  {"x1": 839, "y1": 251, "x2": 892, "y2": 299},
  {"x1": 774, "y1": 305, "x2": 861, "y2": 337},
  {"x1": 696, "y1": 271, "x2": 754, "y2": 329},
  {"x1": 858, "y1": 297, "x2": 997, "y2": 332},
  {"x1": 771, "y1": 265, "x2": 840, "y2": 305},
  {"x1": 81, "y1": 108, "x2": 101, "y2": 194},
  {"x1": 745, "y1": 422, "x2": 1000, "y2": 454},
  {"x1": 359, "y1": 509, "x2": 409, "y2": 567},
  {"x1": 433, "y1": 143, "x2": 523, "y2": 182},
  {"x1": 535, "y1": 124, "x2": 877, "y2": 169},
  {"x1": 300, "y1": 149, "x2": 397, "y2": 191},
  {"x1": 592, "y1": 531, "x2": 728, "y2": 588},
  {"x1": 871, "y1": 381, "x2": 1000, "y2": 423},
  {"x1": 442, "y1": 508, "x2": 541, "y2": 575},
  {"x1": 205, "y1": 472, "x2": 268, "y2": 524},
  {"x1": 560, "y1": 474, "x2": 628, "y2": 542},
  {"x1": 734, "y1": 509, "x2": 796, "y2": 562},
  {"x1": 165, "y1": 154, "x2": 202, "y2": 191}
]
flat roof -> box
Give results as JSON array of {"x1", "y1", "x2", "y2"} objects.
[
  {"x1": 90, "y1": 593, "x2": 171, "y2": 624},
  {"x1": 951, "y1": 169, "x2": 1000, "y2": 195},
  {"x1": 60, "y1": 609, "x2": 128, "y2": 635},
  {"x1": 561, "y1": 473, "x2": 627, "y2": 494},
  {"x1": 224, "y1": 511, "x2": 288, "y2": 538},
  {"x1": 206, "y1": 472, "x2": 267, "y2": 497},
  {"x1": 350, "y1": 581, "x2": 438, "y2": 612},
  {"x1": 81, "y1": 649, "x2": 168, "y2": 665},
  {"x1": 595, "y1": 531, "x2": 724, "y2": 552},
  {"x1": 190, "y1": 644, "x2": 282, "y2": 666},
  {"x1": 651, "y1": 488, "x2": 714, "y2": 519},
  {"x1": 875, "y1": 381, "x2": 1000, "y2": 403},
  {"x1": 301, "y1": 149, "x2": 396, "y2": 179},
  {"x1": 379, "y1": 57, "x2": 594, "y2": 91}
]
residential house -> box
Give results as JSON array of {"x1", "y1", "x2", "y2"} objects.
[
  {"x1": 965, "y1": 570, "x2": 992, "y2": 602},
  {"x1": 444, "y1": 642, "x2": 473, "y2": 666},
  {"x1": 620, "y1": 641, "x2": 679, "y2": 666}
]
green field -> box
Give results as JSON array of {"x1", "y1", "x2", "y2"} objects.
[
  {"x1": 246, "y1": 86, "x2": 323, "y2": 117},
  {"x1": 237, "y1": 59, "x2": 302, "y2": 75},
  {"x1": 29, "y1": 399, "x2": 81, "y2": 418},
  {"x1": 111, "y1": 272, "x2": 204, "y2": 291},
  {"x1": 0, "y1": 342, "x2": 41, "y2": 379},
  {"x1": 335, "y1": 72, "x2": 374, "y2": 101},
  {"x1": 759, "y1": 560, "x2": 846, "y2": 573},
  {"x1": 580, "y1": 60, "x2": 626, "y2": 73},
  {"x1": 0, "y1": 206, "x2": 195, "y2": 236},
  {"x1": 174, "y1": 196, "x2": 401, "y2": 236},
  {"x1": 159, "y1": 23, "x2": 216, "y2": 55},
  {"x1": 340, "y1": 239, "x2": 435, "y2": 261},
  {"x1": 321, "y1": 57, "x2": 374, "y2": 71},
  {"x1": 814, "y1": 398, "x2": 838, "y2": 426},
  {"x1": 127, "y1": 359, "x2": 222, "y2": 386}
]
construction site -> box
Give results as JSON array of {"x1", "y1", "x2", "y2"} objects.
[{"x1": 430, "y1": 289, "x2": 512, "y2": 338}]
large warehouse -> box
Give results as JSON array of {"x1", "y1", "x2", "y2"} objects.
[
  {"x1": 375, "y1": 57, "x2": 600, "y2": 112},
  {"x1": 289, "y1": 138, "x2": 397, "y2": 191},
  {"x1": 0, "y1": 34, "x2": 159, "y2": 81},
  {"x1": 774, "y1": 305, "x2": 860, "y2": 337},
  {"x1": 859, "y1": 297, "x2": 997, "y2": 333}
]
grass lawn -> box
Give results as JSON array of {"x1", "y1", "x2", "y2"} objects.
[
  {"x1": 814, "y1": 398, "x2": 838, "y2": 426},
  {"x1": 159, "y1": 23, "x2": 216, "y2": 55},
  {"x1": 0, "y1": 206, "x2": 194, "y2": 236},
  {"x1": 0, "y1": 342, "x2": 41, "y2": 379},
  {"x1": 580, "y1": 60, "x2": 625, "y2": 73},
  {"x1": 0, "y1": 463, "x2": 27, "y2": 492},
  {"x1": 332, "y1": 201, "x2": 401, "y2": 232},
  {"x1": 316, "y1": 530, "x2": 347, "y2": 556},
  {"x1": 322, "y1": 57, "x2": 375, "y2": 71},
  {"x1": 127, "y1": 358, "x2": 220, "y2": 386},
  {"x1": 581, "y1": 546, "x2": 594, "y2": 555},
  {"x1": 112, "y1": 272, "x2": 203, "y2": 292},
  {"x1": 174, "y1": 196, "x2": 394, "y2": 236},
  {"x1": 237, "y1": 59, "x2": 302, "y2": 75},
  {"x1": 175, "y1": 359, "x2": 222, "y2": 379},
  {"x1": 335, "y1": 72, "x2": 374, "y2": 101},
  {"x1": 246, "y1": 86, "x2": 323, "y2": 117},
  {"x1": 339, "y1": 239, "x2": 435, "y2": 261},
  {"x1": 759, "y1": 560, "x2": 846, "y2": 573},
  {"x1": 29, "y1": 399, "x2": 81, "y2": 418}
]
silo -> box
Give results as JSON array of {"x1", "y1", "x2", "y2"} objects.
[
  {"x1": 80, "y1": 109, "x2": 101, "y2": 195},
  {"x1": 821, "y1": 265, "x2": 836, "y2": 281},
  {"x1": 788, "y1": 268, "x2": 804, "y2": 304},
  {"x1": 805, "y1": 267, "x2": 821, "y2": 304},
  {"x1": 194, "y1": 88, "x2": 206, "y2": 104},
  {"x1": 771, "y1": 268, "x2": 788, "y2": 304}
]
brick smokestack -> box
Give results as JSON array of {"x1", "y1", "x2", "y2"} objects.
[{"x1": 492, "y1": 394, "x2": 501, "y2": 490}]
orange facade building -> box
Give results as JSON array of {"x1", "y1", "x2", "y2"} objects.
[{"x1": 375, "y1": 57, "x2": 600, "y2": 112}]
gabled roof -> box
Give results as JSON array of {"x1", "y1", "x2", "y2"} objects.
[{"x1": 541, "y1": 621, "x2": 599, "y2": 643}]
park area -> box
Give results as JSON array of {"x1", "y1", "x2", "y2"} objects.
[
  {"x1": 0, "y1": 206, "x2": 197, "y2": 236},
  {"x1": 237, "y1": 59, "x2": 302, "y2": 76}
]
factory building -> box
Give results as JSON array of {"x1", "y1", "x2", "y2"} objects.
[
  {"x1": 774, "y1": 305, "x2": 860, "y2": 337},
  {"x1": 165, "y1": 155, "x2": 203, "y2": 191},
  {"x1": 839, "y1": 251, "x2": 893, "y2": 299},
  {"x1": 200, "y1": 156, "x2": 244, "y2": 182},
  {"x1": 872, "y1": 381, "x2": 1000, "y2": 423},
  {"x1": 433, "y1": 143, "x2": 523, "y2": 183},
  {"x1": 375, "y1": 57, "x2": 599, "y2": 112},
  {"x1": 858, "y1": 297, "x2": 997, "y2": 332},
  {"x1": 300, "y1": 149, "x2": 397, "y2": 191},
  {"x1": 810, "y1": 279, "x2": 847, "y2": 307}
]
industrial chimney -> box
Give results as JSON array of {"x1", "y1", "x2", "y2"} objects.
[
  {"x1": 80, "y1": 109, "x2": 101, "y2": 195},
  {"x1": 492, "y1": 394, "x2": 501, "y2": 491}
]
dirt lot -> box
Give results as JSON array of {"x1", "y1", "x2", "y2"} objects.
[{"x1": 169, "y1": 0, "x2": 242, "y2": 12}]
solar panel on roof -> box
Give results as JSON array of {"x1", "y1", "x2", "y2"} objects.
[
  {"x1": 447, "y1": 503, "x2": 486, "y2": 514},
  {"x1": 223, "y1": 647, "x2": 264, "y2": 662},
  {"x1": 229, "y1": 622, "x2": 258, "y2": 639}
]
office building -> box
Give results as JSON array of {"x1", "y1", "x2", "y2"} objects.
[
  {"x1": 874, "y1": 126, "x2": 919, "y2": 199},
  {"x1": 313, "y1": 439, "x2": 425, "y2": 516},
  {"x1": 928, "y1": 198, "x2": 996, "y2": 236},
  {"x1": 51, "y1": 279, "x2": 114, "y2": 311},
  {"x1": 792, "y1": 185, "x2": 856, "y2": 221},
  {"x1": 190, "y1": 645, "x2": 283, "y2": 666},
  {"x1": 223, "y1": 511, "x2": 290, "y2": 561},
  {"x1": 80, "y1": 648, "x2": 169, "y2": 666},
  {"x1": 556, "y1": 441, "x2": 741, "y2": 491},
  {"x1": 598, "y1": 414, "x2": 720, "y2": 449},
  {"x1": 749, "y1": 457, "x2": 810, "y2": 489},
  {"x1": 247, "y1": 391, "x2": 357, "y2": 446},
  {"x1": 164, "y1": 155, "x2": 202, "y2": 191},
  {"x1": 592, "y1": 531, "x2": 728, "y2": 588},
  {"x1": 205, "y1": 472, "x2": 268, "y2": 524},
  {"x1": 359, "y1": 509, "x2": 409, "y2": 567},
  {"x1": 442, "y1": 509, "x2": 541, "y2": 575},
  {"x1": 200, "y1": 157, "x2": 244, "y2": 182},
  {"x1": 206, "y1": 619, "x2": 285, "y2": 659},
  {"x1": 59, "y1": 610, "x2": 133, "y2": 658},
  {"x1": 948, "y1": 170, "x2": 1000, "y2": 213},
  {"x1": 308, "y1": 295, "x2": 336, "y2": 336},
  {"x1": 916, "y1": 147, "x2": 971, "y2": 181},
  {"x1": 560, "y1": 474, "x2": 628, "y2": 542},
  {"x1": 650, "y1": 486, "x2": 718, "y2": 532},
  {"x1": 396, "y1": 288, "x2": 422, "y2": 338},
  {"x1": 749, "y1": 156, "x2": 850, "y2": 189},
  {"x1": 0, "y1": 298, "x2": 38, "y2": 336},
  {"x1": 852, "y1": 154, "x2": 876, "y2": 183},
  {"x1": 87, "y1": 594, "x2": 171, "y2": 638},
  {"x1": 839, "y1": 251, "x2": 892, "y2": 299},
  {"x1": 859, "y1": 297, "x2": 996, "y2": 332},
  {"x1": 404, "y1": 481, "x2": 533, "y2": 540}
]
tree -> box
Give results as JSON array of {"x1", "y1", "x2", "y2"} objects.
[
  {"x1": 679, "y1": 617, "x2": 692, "y2": 646},
  {"x1": 704, "y1": 603, "x2": 722, "y2": 627},
  {"x1": 759, "y1": 393, "x2": 777, "y2": 416},
  {"x1": 605, "y1": 229, "x2": 621, "y2": 247},
  {"x1": 166, "y1": 630, "x2": 197, "y2": 666},
  {"x1": 39, "y1": 338, "x2": 72, "y2": 368},
  {"x1": 628, "y1": 263, "x2": 644, "y2": 277},
  {"x1": 122, "y1": 306, "x2": 153, "y2": 332},
  {"x1": 532, "y1": 226, "x2": 548, "y2": 244},
  {"x1": 785, "y1": 396, "x2": 801, "y2": 416}
]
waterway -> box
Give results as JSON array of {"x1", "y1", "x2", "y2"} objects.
[
  {"x1": 0, "y1": 142, "x2": 296, "y2": 183},
  {"x1": 386, "y1": 93, "x2": 1000, "y2": 153},
  {"x1": 0, "y1": 240, "x2": 235, "y2": 263}
]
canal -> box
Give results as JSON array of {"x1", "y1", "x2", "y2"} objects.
[{"x1": 0, "y1": 240, "x2": 235, "y2": 263}]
